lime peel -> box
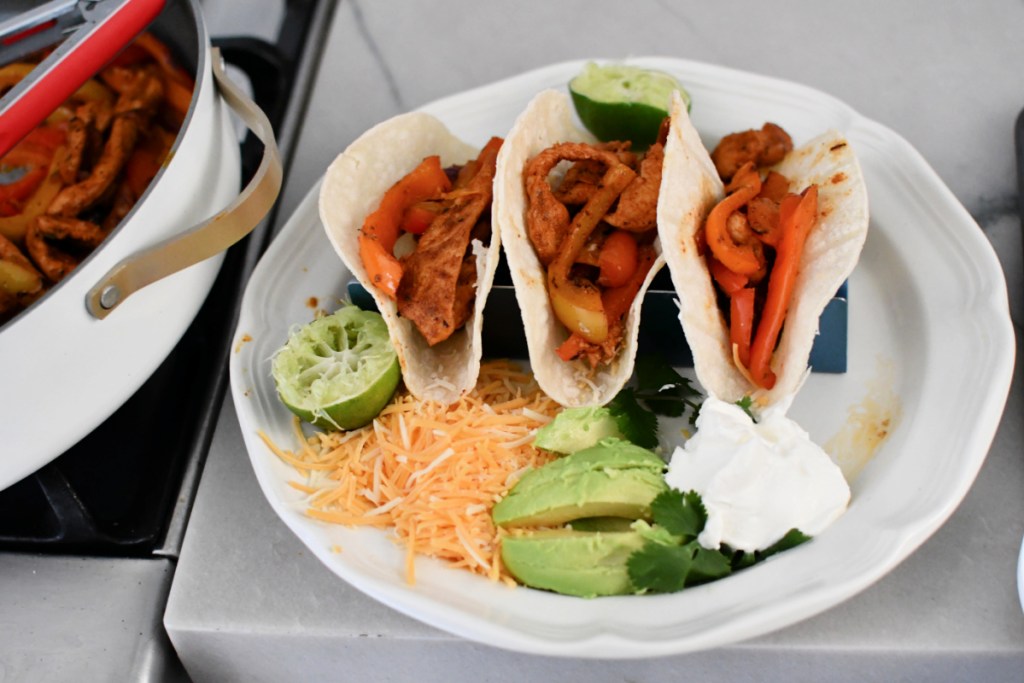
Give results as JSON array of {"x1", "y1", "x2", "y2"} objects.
[
  {"x1": 569, "y1": 61, "x2": 691, "y2": 149},
  {"x1": 272, "y1": 305, "x2": 401, "y2": 431}
]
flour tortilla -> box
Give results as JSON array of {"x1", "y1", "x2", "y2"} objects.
[
  {"x1": 319, "y1": 112, "x2": 499, "y2": 404},
  {"x1": 658, "y1": 91, "x2": 869, "y2": 411},
  {"x1": 493, "y1": 89, "x2": 666, "y2": 407}
]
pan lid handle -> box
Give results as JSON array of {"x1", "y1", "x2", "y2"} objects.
[{"x1": 85, "y1": 47, "x2": 283, "y2": 319}]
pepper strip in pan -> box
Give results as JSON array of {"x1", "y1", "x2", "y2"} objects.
[{"x1": 0, "y1": 32, "x2": 194, "y2": 322}]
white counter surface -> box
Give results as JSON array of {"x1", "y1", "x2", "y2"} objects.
[{"x1": 166, "y1": 1, "x2": 1024, "y2": 680}]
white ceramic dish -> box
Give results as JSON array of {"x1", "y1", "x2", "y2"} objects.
[
  {"x1": 1018, "y1": 537, "x2": 1024, "y2": 613},
  {"x1": 229, "y1": 57, "x2": 1015, "y2": 658}
]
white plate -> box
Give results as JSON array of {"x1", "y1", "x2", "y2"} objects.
[
  {"x1": 1019, "y1": 537, "x2": 1024, "y2": 613},
  {"x1": 229, "y1": 57, "x2": 1015, "y2": 658}
]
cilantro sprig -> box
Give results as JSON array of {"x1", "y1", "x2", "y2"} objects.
[
  {"x1": 725, "y1": 529, "x2": 811, "y2": 570},
  {"x1": 627, "y1": 490, "x2": 731, "y2": 592},
  {"x1": 633, "y1": 355, "x2": 703, "y2": 421},
  {"x1": 605, "y1": 389, "x2": 659, "y2": 449},
  {"x1": 626, "y1": 489, "x2": 811, "y2": 594},
  {"x1": 605, "y1": 355, "x2": 703, "y2": 449},
  {"x1": 735, "y1": 395, "x2": 755, "y2": 420}
]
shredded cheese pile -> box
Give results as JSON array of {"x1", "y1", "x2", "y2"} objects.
[{"x1": 260, "y1": 360, "x2": 561, "y2": 585}]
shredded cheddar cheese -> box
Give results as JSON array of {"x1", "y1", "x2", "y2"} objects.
[{"x1": 261, "y1": 360, "x2": 561, "y2": 585}]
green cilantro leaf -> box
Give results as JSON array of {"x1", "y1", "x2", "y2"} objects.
[
  {"x1": 627, "y1": 490, "x2": 732, "y2": 593},
  {"x1": 627, "y1": 541, "x2": 693, "y2": 593},
  {"x1": 628, "y1": 539, "x2": 732, "y2": 593},
  {"x1": 650, "y1": 489, "x2": 706, "y2": 540},
  {"x1": 602, "y1": 356, "x2": 706, "y2": 449},
  {"x1": 727, "y1": 529, "x2": 811, "y2": 570},
  {"x1": 631, "y1": 354, "x2": 702, "y2": 424},
  {"x1": 762, "y1": 528, "x2": 811, "y2": 557},
  {"x1": 632, "y1": 519, "x2": 679, "y2": 545},
  {"x1": 607, "y1": 388, "x2": 659, "y2": 449},
  {"x1": 688, "y1": 545, "x2": 733, "y2": 584},
  {"x1": 627, "y1": 491, "x2": 809, "y2": 594},
  {"x1": 735, "y1": 395, "x2": 755, "y2": 420}
]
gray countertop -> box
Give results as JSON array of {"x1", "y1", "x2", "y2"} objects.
[{"x1": 166, "y1": 1, "x2": 1024, "y2": 680}]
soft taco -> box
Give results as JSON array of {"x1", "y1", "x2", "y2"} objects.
[
  {"x1": 493, "y1": 89, "x2": 667, "y2": 407},
  {"x1": 658, "y1": 91, "x2": 869, "y2": 410},
  {"x1": 319, "y1": 112, "x2": 503, "y2": 404}
]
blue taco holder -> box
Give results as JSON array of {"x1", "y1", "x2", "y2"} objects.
[{"x1": 347, "y1": 256, "x2": 848, "y2": 373}]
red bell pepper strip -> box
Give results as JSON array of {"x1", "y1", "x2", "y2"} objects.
[
  {"x1": 358, "y1": 155, "x2": 452, "y2": 299},
  {"x1": 555, "y1": 245, "x2": 655, "y2": 362},
  {"x1": 399, "y1": 201, "x2": 440, "y2": 235},
  {"x1": 597, "y1": 229, "x2": 638, "y2": 288},
  {"x1": 0, "y1": 126, "x2": 66, "y2": 217},
  {"x1": 730, "y1": 287, "x2": 755, "y2": 369},
  {"x1": 601, "y1": 244, "x2": 656, "y2": 323},
  {"x1": 0, "y1": 167, "x2": 46, "y2": 216},
  {"x1": 555, "y1": 333, "x2": 588, "y2": 362},
  {"x1": 747, "y1": 185, "x2": 819, "y2": 389},
  {"x1": 708, "y1": 254, "x2": 748, "y2": 296}
]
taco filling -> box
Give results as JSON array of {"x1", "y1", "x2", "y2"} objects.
[
  {"x1": 523, "y1": 123, "x2": 666, "y2": 367},
  {"x1": 358, "y1": 136, "x2": 503, "y2": 346},
  {"x1": 699, "y1": 123, "x2": 821, "y2": 390}
]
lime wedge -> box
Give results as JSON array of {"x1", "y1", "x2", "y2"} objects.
[
  {"x1": 272, "y1": 306, "x2": 401, "y2": 431},
  {"x1": 569, "y1": 62, "x2": 690, "y2": 149}
]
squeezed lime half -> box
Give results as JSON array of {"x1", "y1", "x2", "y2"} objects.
[
  {"x1": 272, "y1": 306, "x2": 401, "y2": 431},
  {"x1": 570, "y1": 62, "x2": 690, "y2": 149}
]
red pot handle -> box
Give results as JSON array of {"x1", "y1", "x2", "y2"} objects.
[{"x1": 0, "y1": 0, "x2": 166, "y2": 159}]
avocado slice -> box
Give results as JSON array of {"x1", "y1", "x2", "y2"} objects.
[
  {"x1": 492, "y1": 438, "x2": 667, "y2": 528},
  {"x1": 533, "y1": 406, "x2": 624, "y2": 454},
  {"x1": 569, "y1": 516, "x2": 636, "y2": 532},
  {"x1": 500, "y1": 529, "x2": 646, "y2": 597}
]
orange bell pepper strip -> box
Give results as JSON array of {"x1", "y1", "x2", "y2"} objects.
[
  {"x1": 757, "y1": 170, "x2": 790, "y2": 202},
  {"x1": 358, "y1": 155, "x2": 451, "y2": 299},
  {"x1": 730, "y1": 287, "x2": 756, "y2": 369},
  {"x1": 704, "y1": 162, "x2": 763, "y2": 275},
  {"x1": 162, "y1": 78, "x2": 195, "y2": 126},
  {"x1": 116, "y1": 33, "x2": 194, "y2": 124},
  {"x1": 124, "y1": 128, "x2": 173, "y2": 198},
  {"x1": 1, "y1": 64, "x2": 113, "y2": 108},
  {"x1": 131, "y1": 32, "x2": 194, "y2": 87},
  {"x1": 747, "y1": 185, "x2": 819, "y2": 389}
]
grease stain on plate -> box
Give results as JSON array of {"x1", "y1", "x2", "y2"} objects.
[{"x1": 825, "y1": 355, "x2": 901, "y2": 481}]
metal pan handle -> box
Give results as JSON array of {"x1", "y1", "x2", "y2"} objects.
[{"x1": 85, "y1": 46, "x2": 283, "y2": 319}]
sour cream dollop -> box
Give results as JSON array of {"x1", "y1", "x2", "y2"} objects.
[{"x1": 665, "y1": 397, "x2": 850, "y2": 553}]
